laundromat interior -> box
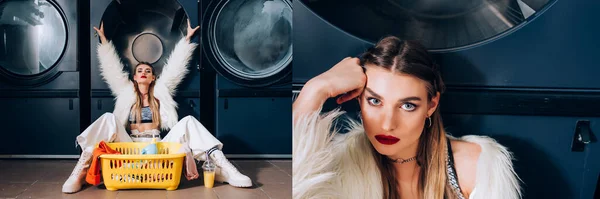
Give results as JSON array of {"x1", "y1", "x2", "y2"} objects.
[
  {"x1": 0, "y1": 0, "x2": 291, "y2": 198},
  {"x1": 0, "y1": 0, "x2": 599, "y2": 198}
]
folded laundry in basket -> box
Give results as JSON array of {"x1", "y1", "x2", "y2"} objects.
[{"x1": 87, "y1": 141, "x2": 121, "y2": 186}]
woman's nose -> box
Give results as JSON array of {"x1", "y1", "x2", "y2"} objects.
[{"x1": 381, "y1": 109, "x2": 397, "y2": 132}]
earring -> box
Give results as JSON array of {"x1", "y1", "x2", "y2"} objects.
[{"x1": 426, "y1": 116, "x2": 432, "y2": 128}]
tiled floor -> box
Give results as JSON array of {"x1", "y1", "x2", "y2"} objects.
[{"x1": 0, "y1": 159, "x2": 292, "y2": 199}]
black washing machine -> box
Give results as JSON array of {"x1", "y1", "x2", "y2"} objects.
[
  {"x1": 293, "y1": 0, "x2": 559, "y2": 85},
  {"x1": 89, "y1": 0, "x2": 202, "y2": 132},
  {"x1": 295, "y1": 0, "x2": 600, "y2": 198},
  {"x1": 201, "y1": 0, "x2": 292, "y2": 157},
  {"x1": 0, "y1": 0, "x2": 79, "y2": 157}
]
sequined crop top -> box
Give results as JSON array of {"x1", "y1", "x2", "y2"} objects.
[
  {"x1": 128, "y1": 106, "x2": 153, "y2": 124},
  {"x1": 447, "y1": 138, "x2": 467, "y2": 199}
]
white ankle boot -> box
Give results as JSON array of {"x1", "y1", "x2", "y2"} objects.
[
  {"x1": 210, "y1": 150, "x2": 252, "y2": 187},
  {"x1": 62, "y1": 147, "x2": 93, "y2": 193}
]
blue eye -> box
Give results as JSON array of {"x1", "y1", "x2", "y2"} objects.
[
  {"x1": 401, "y1": 103, "x2": 416, "y2": 111},
  {"x1": 367, "y1": 98, "x2": 381, "y2": 106}
]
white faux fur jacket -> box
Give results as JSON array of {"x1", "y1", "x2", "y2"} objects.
[
  {"x1": 97, "y1": 38, "x2": 197, "y2": 131},
  {"x1": 293, "y1": 110, "x2": 522, "y2": 199}
]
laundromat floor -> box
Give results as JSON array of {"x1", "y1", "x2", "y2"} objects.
[{"x1": 0, "y1": 159, "x2": 292, "y2": 199}]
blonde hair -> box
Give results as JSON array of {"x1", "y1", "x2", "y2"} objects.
[
  {"x1": 131, "y1": 62, "x2": 160, "y2": 128},
  {"x1": 360, "y1": 36, "x2": 459, "y2": 199}
]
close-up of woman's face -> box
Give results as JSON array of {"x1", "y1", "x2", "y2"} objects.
[
  {"x1": 133, "y1": 64, "x2": 156, "y2": 85},
  {"x1": 359, "y1": 64, "x2": 439, "y2": 159}
]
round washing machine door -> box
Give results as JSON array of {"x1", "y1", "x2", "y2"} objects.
[
  {"x1": 203, "y1": 0, "x2": 292, "y2": 87},
  {"x1": 0, "y1": 0, "x2": 68, "y2": 85},
  {"x1": 98, "y1": 0, "x2": 195, "y2": 74},
  {"x1": 302, "y1": 0, "x2": 557, "y2": 52}
]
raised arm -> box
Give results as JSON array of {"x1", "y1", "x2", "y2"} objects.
[
  {"x1": 293, "y1": 57, "x2": 367, "y2": 199},
  {"x1": 293, "y1": 57, "x2": 366, "y2": 123},
  {"x1": 155, "y1": 38, "x2": 197, "y2": 96},
  {"x1": 94, "y1": 23, "x2": 132, "y2": 97},
  {"x1": 155, "y1": 20, "x2": 199, "y2": 97}
]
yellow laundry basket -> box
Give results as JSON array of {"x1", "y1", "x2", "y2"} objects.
[{"x1": 99, "y1": 142, "x2": 185, "y2": 191}]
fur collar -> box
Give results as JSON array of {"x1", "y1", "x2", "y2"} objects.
[
  {"x1": 293, "y1": 109, "x2": 521, "y2": 199},
  {"x1": 97, "y1": 38, "x2": 197, "y2": 131}
]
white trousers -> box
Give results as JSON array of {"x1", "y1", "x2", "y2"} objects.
[{"x1": 76, "y1": 113, "x2": 223, "y2": 161}]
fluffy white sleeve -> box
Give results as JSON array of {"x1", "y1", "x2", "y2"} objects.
[
  {"x1": 155, "y1": 38, "x2": 198, "y2": 97},
  {"x1": 293, "y1": 109, "x2": 382, "y2": 199},
  {"x1": 461, "y1": 135, "x2": 522, "y2": 199},
  {"x1": 97, "y1": 41, "x2": 133, "y2": 96}
]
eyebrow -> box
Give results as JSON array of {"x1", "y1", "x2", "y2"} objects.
[{"x1": 365, "y1": 87, "x2": 422, "y2": 102}]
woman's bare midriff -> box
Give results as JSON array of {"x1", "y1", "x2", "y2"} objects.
[{"x1": 130, "y1": 123, "x2": 159, "y2": 133}]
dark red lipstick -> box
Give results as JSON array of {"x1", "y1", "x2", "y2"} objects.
[
  {"x1": 375, "y1": 135, "x2": 400, "y2": 145},
  {"x1": 141, "y1": 75, "x2": 147, "y2": 78}
]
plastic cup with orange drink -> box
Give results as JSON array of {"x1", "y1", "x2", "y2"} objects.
[{"x1": 202, "y1": 154, "x2": 216, "y2": 188}]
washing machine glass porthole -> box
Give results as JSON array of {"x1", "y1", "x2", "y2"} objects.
[
  {"x1": 212, "y1": 0, "x2": 292, "y2": 80},
  {"x1": 101, "y1": 0, "x2": 189, "y2": 74},
  {"x1": 302, "y1": 0, "x2": 556, "y2": 52},
  {"x1": 0, "y1": 0, "x2": 67, "y2": 76}
]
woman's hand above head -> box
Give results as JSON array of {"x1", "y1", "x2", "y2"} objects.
[
  {"x1": 93, "y1": 22, "x2": 108, "y2": 45},
  {"x1": 185, "y1": 19, "x2": 200, "y2": 41},
  {"x1": 293, "y1": 57, "x2": 367, "y2": 117}
]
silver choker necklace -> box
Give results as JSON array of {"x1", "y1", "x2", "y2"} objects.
[{"x1": 389, "y1": 156, "x2": 417, "y2": 164}]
